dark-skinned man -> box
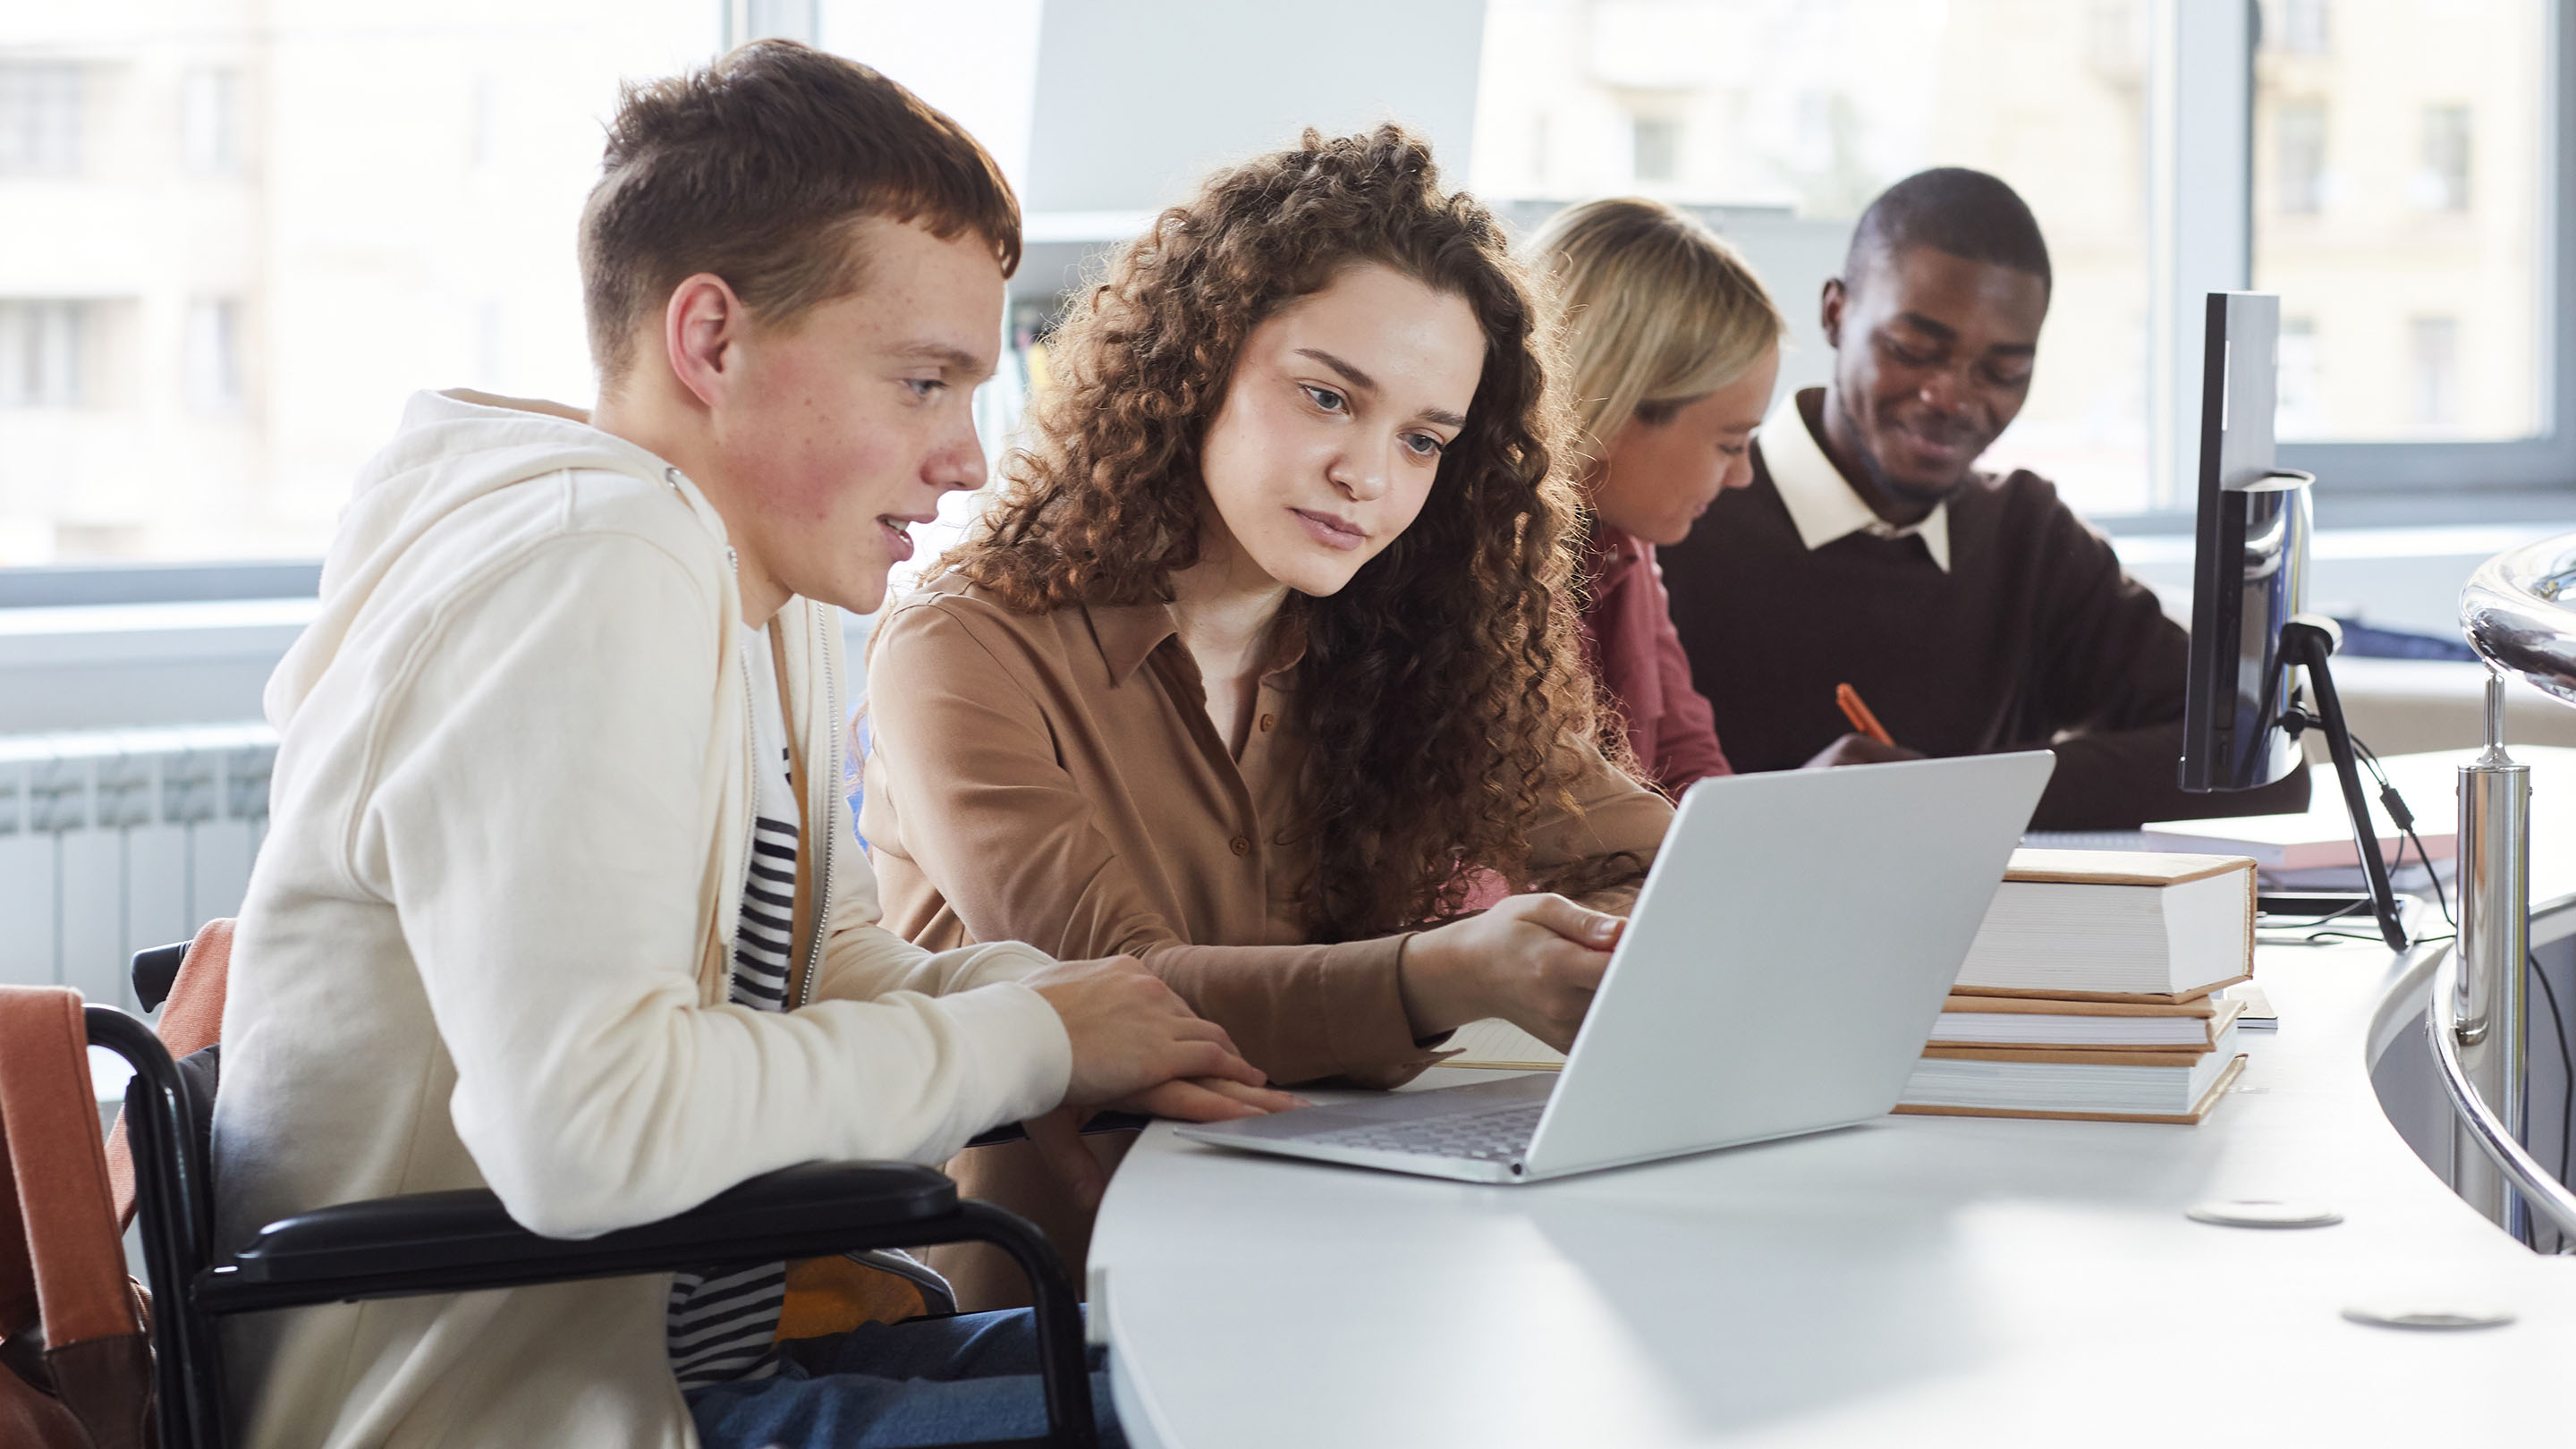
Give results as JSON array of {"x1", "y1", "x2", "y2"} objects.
[{"x1": 1659, "y1": 166, "x2": 2309, "y2": 829}]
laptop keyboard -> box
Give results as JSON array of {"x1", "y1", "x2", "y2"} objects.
[{"x1": 1298, "y1": 1101, "x2": 1545, "y2": 1163}]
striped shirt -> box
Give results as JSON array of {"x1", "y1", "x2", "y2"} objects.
[{"x1": 666, "y1": 623, "x2": 801, "y2": 1390}]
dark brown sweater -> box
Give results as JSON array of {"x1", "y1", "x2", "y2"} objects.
[{"x1": 1659, "y1": 442, "x2": 2311, "y2": 831}]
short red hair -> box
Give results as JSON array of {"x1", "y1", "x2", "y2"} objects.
[{"x1": 580, "y1": 39, "x2": 1021, "y2": 383}]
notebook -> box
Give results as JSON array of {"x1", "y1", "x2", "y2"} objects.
[{"x1": 2140, "y1": 814, "x2": 2455, "y2": 871}]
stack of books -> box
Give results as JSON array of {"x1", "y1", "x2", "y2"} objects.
[{"x1": 1894, "y1": 850, "x2": 2257, "y2": 1125}]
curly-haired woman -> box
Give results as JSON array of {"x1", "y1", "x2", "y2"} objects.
[
  {"x1": 1526, "y1": 197, "x2": 1784, "y2": 795},
  {"x1": 858, "y1": 126, "x2": 1672, "y2": 1306}
]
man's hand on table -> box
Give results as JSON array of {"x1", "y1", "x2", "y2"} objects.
[
  {"x1": 1803, "y1": 732, "x2": 1926, "y2": 769},
  {"x1": 1023, "y1": 953, "x2": 1302, "y2": 1208}
]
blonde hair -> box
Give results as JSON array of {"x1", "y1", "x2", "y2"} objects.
[{"x1": 1527, "y1": 198, "x2": 1786, "y2": 472}]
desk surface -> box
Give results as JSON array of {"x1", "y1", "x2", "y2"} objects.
[{"x1": 1090, "y1": 750, "x2": 2576, "y2": 1448}]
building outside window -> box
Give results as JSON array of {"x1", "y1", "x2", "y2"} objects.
[
  {"x1": 2086, "y1": 0, "x2": 2141, "y2": 72},
  {"x1": 0, "y1": 62, "x2": 80, "y2": 175},
  {"x1": 2418, "y1": 103, "x2": 2472, "y2": 212},
  {"x1": 1630, "y1": 113, "x2": 1679, "y2": 182},
  {"x1": 0, "y1": 2, "x2": 1072, "y2": 568},
  {"x1": 2276, "y1": 0, "x2": 2331, "y2": 54},
  {"x1": 2275, "y1": 99, "x2": 2326, "y2": 215},
  {"x1": 2255, "y1": 2, "x2": 2542, "y2": 446},
  {"x1": 184, "y1": 298, "x2": 245, "y2": 414},
  {"x1": 0, "y1": 11, "x2": 723, "y2": 564},
  {"x1": 2411, "y1": 315, "x2": 2461, "y2": 428},
  {"x1": 180, "y1": 67, "x2": 242, "y2": 174},
  {"x1": 0, "y1": 301, "x2": 85, "y2": 408},
  {"x1": 727, "y1": 0, "x2": 820, "y2": 46},
  {"x1": 0, "y1": 0, "x2": 2562, "y2": 569},
  {"x1": 1475, "y1": 0, "x2": 2156, "y2": 515},
  {"x1": 2278, "y1": 315, "x2": 2325, "y2": 436}
]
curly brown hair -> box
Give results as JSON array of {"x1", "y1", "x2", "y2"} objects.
[{"x1": 942, "y1": 125, "x2": 1631, "y2": 940}]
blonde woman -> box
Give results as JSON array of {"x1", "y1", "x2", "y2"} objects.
[{"x1": 1528, "y1": 198, "x2": 1785, "y2": 794}]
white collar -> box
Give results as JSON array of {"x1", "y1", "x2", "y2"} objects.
[{"x1": 1759, "y1": 388, "x2": 1951, "y2": 572}]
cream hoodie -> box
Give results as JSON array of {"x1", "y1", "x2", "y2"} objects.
[{"x1": 213, "y1": 390, "x2": 1072, "y2": 1449}]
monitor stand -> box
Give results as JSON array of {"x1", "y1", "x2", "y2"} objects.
[{"x1": 2275, "y1": 617, "x2": 2410, "y2": 951}]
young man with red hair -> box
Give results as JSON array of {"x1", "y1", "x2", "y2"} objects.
[{"x1": 216, "y1": 41, "x2": 1280, "y2": 1449}]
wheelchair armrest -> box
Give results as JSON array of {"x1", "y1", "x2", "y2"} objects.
[
  {"x1": 200, "y1": 1160, "x2": 955, "y2": 1314},
  {"x1": 132, "y1": 940, "x2": 191, "y2": 1013}
]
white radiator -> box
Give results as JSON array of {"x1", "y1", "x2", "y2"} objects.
[{"x1": 0, "y1": 723, "x2": 275, "y2": 1011}]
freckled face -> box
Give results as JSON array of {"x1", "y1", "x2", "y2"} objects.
[
  {"x1": 1591, "y1": 343, "x2": 1781, "y2": 547},
  {"x1": 1197, "y1": 263, "x2": 1487, "y2": 597},
  {"x1": 717, "y1": 216, "x2": 1002, "y2": 614}
]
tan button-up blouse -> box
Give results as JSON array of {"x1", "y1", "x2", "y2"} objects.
[{"x1": 860, "y1": 574, "x2": 1674, "y2": 1089}]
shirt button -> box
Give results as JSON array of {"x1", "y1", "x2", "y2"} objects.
[
  {"x1": 1258, "y1": 713, "x2": 1275, "y2": 733},
  {"x1": 1230, "y1": 836, "x2": 1251, "y2": 857}
]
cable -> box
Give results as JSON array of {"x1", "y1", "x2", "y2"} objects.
[
  {"x1": 2274, "y1": 700, "x2": 2417, "y2": 945},
  {"x1": 2347, "y1": 730, "x2": 2453, "y2": 935},
  {"x1": 2532, "y1": 951, "x2": 2574, "y2": 1241},
  {"x1": 2259, "y1": 895, "x2": 2368, "y2": 926},
  {"x1": 2251, "y1": 893, "x2": 2376, "y2": 947}
]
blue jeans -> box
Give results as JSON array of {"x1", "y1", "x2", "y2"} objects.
[{"x1": 686, "y1": 1309, "x2": 1127, "y2": 1449}]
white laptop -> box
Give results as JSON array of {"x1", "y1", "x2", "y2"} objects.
[{"x1": 1175, "y1": 750, "x2": 2056, "y2": 1183}]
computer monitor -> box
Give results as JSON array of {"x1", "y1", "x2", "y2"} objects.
[
  {"x1": 2178, "y1": 290, "x2": 2406, "y2": 950},
  {"x1": 2181, "y1": 292, "x2": 2308, "y2": 792}
]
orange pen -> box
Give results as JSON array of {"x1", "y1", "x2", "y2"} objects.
[{"x1": 1835, "y1": 682, "x2": 1894, "y2": 746}]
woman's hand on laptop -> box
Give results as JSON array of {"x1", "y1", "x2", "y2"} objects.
[
  {"x1": 1028, "y1": 954, "x2": 1275, "y2": 1108},
  {"x1": 1399, "y1": 894, "x2": 1625, "y2": 1051}
]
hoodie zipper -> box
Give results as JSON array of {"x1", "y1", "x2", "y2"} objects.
[
  {"x1": 792, "y1": 614, "x2": 837, "y2": 1010},
  {"x1": 726, "y1": 547, "x2": 758, "y2": 1004}
]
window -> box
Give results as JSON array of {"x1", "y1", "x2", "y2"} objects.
[
  {"x1": 0, "y1": 4, "x2": 1075, "y2": 568},
  {"x1": 2411, "y1": 316, "x2": 2462, "y2": 428},
  {"x1": 1476, "y1": 0, "x2": 2157, "y2": 514},
  {"x1": 0, "y1": 13, "x2": 726, "y2": 564},
  {"x1": 2087, "y1": 1, "x2": 2143, "y2": 72},
  {"x1": 2417, "y1": 104, "x2": 2472, "y2": 212},
  {"x1": 0, "y1": 62, "x2": 80, "y2": 175},
  {"x1": 180, "y1": 67, "x2": 242, "y2": 174},
  {"x1": 2278, "y1": 316, "x2": 2324, "y2": 436},
  {"x1": 727, "y1": 0, "x2": 818, "y2": 46},
  {"x1": 184, "y1": 298, "x2": 245, "y2": 414},
  {"x1": 2256, "y1": 6, "x2": 2549, "y2": 453},
  {"x1": 1630, "y1": 114, "x2": 1678, "y2": 183},
  {"x1": 0, "y1": 301, "x2": 86, "y2": 408},
  {"x1": 2274, "y1": 99, "x2": 2326, "y2": 215},
  {"x1": 2277, "y1": 0, "x2": 2331, "y2": 54}
]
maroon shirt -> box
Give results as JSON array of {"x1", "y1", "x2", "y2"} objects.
[{"x1": 1579, "y1": 524, "x2": 1733, "y2": 796}]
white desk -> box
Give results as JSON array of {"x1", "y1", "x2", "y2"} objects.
[{"x1": 1089, "y1": 750, "x2": 2576, "y2": 1447}]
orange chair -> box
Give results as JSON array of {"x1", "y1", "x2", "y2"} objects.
[{"x1": 0, "y1": 983, "x2": 154, "y2": 1449}]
